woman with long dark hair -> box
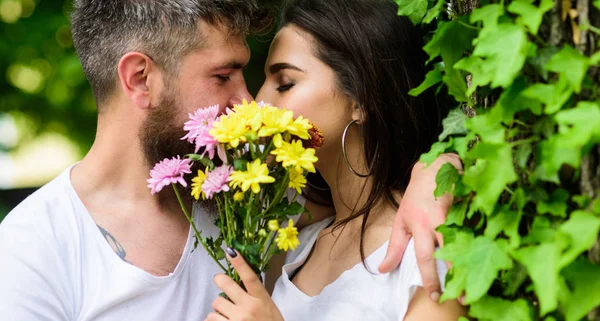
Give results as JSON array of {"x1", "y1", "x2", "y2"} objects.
[{"x1": 205, "y1": 0, "x2": 465, "y2": 320}]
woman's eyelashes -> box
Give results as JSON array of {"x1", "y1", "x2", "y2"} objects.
[{"x1": 276, "y1": 82, "x2": 295, "y2": 93}]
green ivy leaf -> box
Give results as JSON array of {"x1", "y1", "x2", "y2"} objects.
[
  {"x1": 502, "y1": 262, "x2": 529, "y2": 296},
  {"x1": 395, "y1": 0, "x2": 428, "y2": 24},
  {"x1": 470, "y1": 4, "x2": 505, "y2": 28},
  {"x1": 439, "y1": 108, "x2": 469, "y2": 141},
  {"x1": 424, "y1": 19, "x2": 478, "y2": 65},
  {"x1": 521, "y1": 216, "x2": 556, "y2": 245},
  {"x1": 443, "y1": 68, "x2": 470, "y2": 102},
  {"x1": 536, "y1": 137, "x2": 579, "y2": 183},
  {"x1": 507, "y1": 0, "x2": 553, "y2": 35},
  {"x1": 484, "y1": 206, "x2": 522, "y2": 248},
  {"x1": 434, "y1": 162, "x2": 460, "y2": 198},
  {"x1": 595, "y1": 0, "x2": 600, "y2": 10},
  {"x1": 545, "y1": 45, "x2": 590, "y2": 93},
  {"x1": 528, "y1": 46, "x2": 559, "y2": 80},
  {"x1": 423, "y1": 0, "x2": 445, "y2": 23},
  {"x1": 511, "y1": 187, "x2": 527, "y2": 213},
  {"x1": 446, "y1": 200, "x2": 469, "y2": 226},
  {"x1": 512, "y1": 243, "x2": 563, "y2": 315},
  {"x1": 452, "y1": 136, "x2": 471, "y2": 159},
  {"x1": 469, "y1": 296, "x2": 532, "y2": 321},
  {"x1": 571, "y1": 194, "x2": 590, "y2": 208},
  {"x1": 420, "y1": 140, "x2": 452, "y2": 165},
  {"x1": 536, "y1": 189, "x2": 570, "y2": 217},
  {"x1": 558, "y1": 211, "x2": 600, "y2": 268},
  {"x1": 409, "y1": 65, "x2": 443, "y2": 96},
  {"x1": 436, "y1": 224, "x2": 473, "y2": 245},
  {"x1": 562, "y1": 258, "x2": 600, "y2": 321},
  {"x1": 555, "y1": 101, "x2": 600, "y2": 148},
  {"x1": 491, "y1": 77, "x2": 543, "y2": 123},
  {"x1": 515, "y1": 143, "x2": 532, "y2": 169},
  {"x1": 538, "y1": 101, "x2": 600, "y2": 180},
  {"x1": 471, "y1": 23, "x2": 531, "y2": 89},
  {"x1": 436, "y1": 231, "x2": 474, "y2": 301},
  {"x1": 454, "y1": 55, "x2": 491, "y2": 96},
  {"x1": 522, "y1": 76, "x2": 571, "y2": 115},
  {"x1": 466, "y1": 113, "x2": 506, "y2": 144},
  {"x1": 437, "y1": 236, "x2": 513, "y2": 303},
  {"x1": 463, "y1": 143, "x2": 518, "y2": 215}
]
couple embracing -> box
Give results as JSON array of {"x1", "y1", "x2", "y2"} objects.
[{"x1": 0, "y1": 0, "x2": 465, "y2": 320}]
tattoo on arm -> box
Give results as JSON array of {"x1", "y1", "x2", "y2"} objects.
[{"x1": 97, "y1": 225, "x2": 131, "y2": 264}]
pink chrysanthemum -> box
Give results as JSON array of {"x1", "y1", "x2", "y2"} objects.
[
  {"x1": 181, "y1": 105, "x2": 220, "y2": 159},
  {"x1": 193, "y1": 127, "x2": 219, "y2": 159},
  {"x1": 147, "y1": 156, "x2": 193, "y2": 194},
  {"x1": 202, "y1": 165, "x2": 233, "y2": 199},
  {"x1": 181, "y1": 105, "x2": 219, "y2": 142}
]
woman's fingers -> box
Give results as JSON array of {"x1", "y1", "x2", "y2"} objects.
[
  {"x1": 412, "y1": 227, "x2": 442, "y2": 302},
  {"x1": 212, "y1": 296, "x2": 236, "y2": 318},
  {"x1": 379, "y1": 214, "x2": 410, "y2": 273},
  {"x1": 205, "y1": 312, "x2": 229, "y2": 321},
  {"x1": 226, "y1": 248, "x2": 268, "y2": 298},
  {"x1": 213, "y1": 274, "x2": 248, "y2": 305}
]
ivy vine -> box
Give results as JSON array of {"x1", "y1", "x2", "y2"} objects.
[{"x1": 397, "y1": 0, "x2": 600, "y2": 320}]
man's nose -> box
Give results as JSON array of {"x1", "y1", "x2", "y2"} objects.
[{"x1": 228, "y1": 89, "x2": 254, "y2": 107}]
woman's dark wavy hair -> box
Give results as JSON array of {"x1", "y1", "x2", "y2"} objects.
[{"x1": 280, "y1": 0, "x2": 448, "y2": 262}]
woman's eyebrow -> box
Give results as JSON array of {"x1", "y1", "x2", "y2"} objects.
[{"x1": 268, "y1": 62, "x2": 306, "y2": 74}]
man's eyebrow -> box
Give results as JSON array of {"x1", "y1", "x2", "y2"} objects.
[
  {"x1": 212, "y1": 61, "x2": 246, "y2": 71},
  {"x1": 268, "y1": 62, "x2": 306, "y2": 74}
]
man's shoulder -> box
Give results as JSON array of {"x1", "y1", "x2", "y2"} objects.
[{"x1": 1, "y1": 168, "x2": 81, "y2": 239}]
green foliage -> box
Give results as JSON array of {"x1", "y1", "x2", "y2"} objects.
[
  {"x1": 0, "y1": 0, "x2": 96, "y2": 154},
  {"x1": 399, "y1": 0, "x2": 600, "y2": 320},
  {"x1": 0, "y1": 0, "x2": 272, "y2": 156}
]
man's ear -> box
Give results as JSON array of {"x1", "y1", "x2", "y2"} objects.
[{"x1": 117, "y1": 52, "x2": 157, "y2": 110}]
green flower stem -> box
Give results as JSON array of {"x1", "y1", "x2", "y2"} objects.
[
  {"x1": 171, "y1": 184, "x2": 227, "y2": 272},
  {"x1": 261, "y1": 173, "x2": 289, "y2": 216},
  {"x1": 260, "y1": 138, "x2": 275, "y2": 163},
  {"x1": 260, "y1": 234, "x2": 278, "y2": 271}
]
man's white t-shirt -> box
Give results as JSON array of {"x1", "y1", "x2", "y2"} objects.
[
  {"x1": 0, "y1": 166, "x2": 223, "y2": 321},
  {"x1": 271, "y1": 217, "x2": 448, "y2": 321}
]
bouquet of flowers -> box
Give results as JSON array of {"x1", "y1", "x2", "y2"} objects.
[{"x1": 147, "y1": 100, "x2": 324, "y2": 285}]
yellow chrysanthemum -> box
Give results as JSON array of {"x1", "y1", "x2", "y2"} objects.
[
  {"x1": 285, "y1": 116, "x2": 312, "y2": 140},
  {"x1": 288, "y1": 168, "x2": 307, "y2": 194},
  {"x1": 258, "y1": 229, "x2": 268, "y2": 237},
  {"x1": 229, "y1": 159, "x2": 276, "y2": 193},
  {"x1": 209, "y1": 114, "x2": 248, "y2": 148},
  {"x1": 268, "y1": 219, "x2": 280, "y2": 232},
  {"x1": 190, "y1": 169, "x2": 207, "y2": 200},
  {"x1": 276, "y1": 219, "x2": 300, "y2": 252},
  {"x1": 259, "y1": 106, "x2": 294, "y2": 137},
  {"x1": 233, "y1": 99, "x2": 263, "y2": 132},
  {"x1": 271, "y1": 139, "x2": 318, "y2": 173},
  {"x1": 233, "y1": 191, "x2": 245, "y2": 202}
]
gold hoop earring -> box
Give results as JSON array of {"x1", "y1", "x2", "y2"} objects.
[{"x1": 341, "y1": 120, "x2": 371, "y2": 178}]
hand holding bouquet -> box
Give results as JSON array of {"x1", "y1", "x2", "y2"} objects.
[{"x1": 147, "y1": 100, "x2": 324, "y2": 285}]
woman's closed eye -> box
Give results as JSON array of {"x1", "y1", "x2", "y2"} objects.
[{"x1": 276, "y1": 83, "x2": 295, "y2": 93}]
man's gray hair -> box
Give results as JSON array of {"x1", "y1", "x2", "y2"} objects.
[{"x1": 71, "y1": 0, "x2": 271, "y2": 107}]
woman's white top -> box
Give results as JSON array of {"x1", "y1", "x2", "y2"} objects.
[{"x1": 271, "y1": 217, "x2": 447, "y2": 321}]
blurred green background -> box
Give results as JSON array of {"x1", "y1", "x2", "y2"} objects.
[{"x1": 0, "y1": 0, "x2": 274, "y2": 222}]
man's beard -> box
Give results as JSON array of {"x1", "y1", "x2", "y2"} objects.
[{"x1": 140, "y1": 88, "x2": 194, "y2": 167}]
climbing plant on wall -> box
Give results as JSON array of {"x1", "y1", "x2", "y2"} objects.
[{"x1": 397, "y1": 0, "x2": 600, "y2": 320}]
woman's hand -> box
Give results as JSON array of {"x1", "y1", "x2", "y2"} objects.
[
  {"x1": 205, "y1": 248, "x2": 284, "y2": 321},
  {"x1": 379, "y1": 153, "x2": 463, "y2": 302}
]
